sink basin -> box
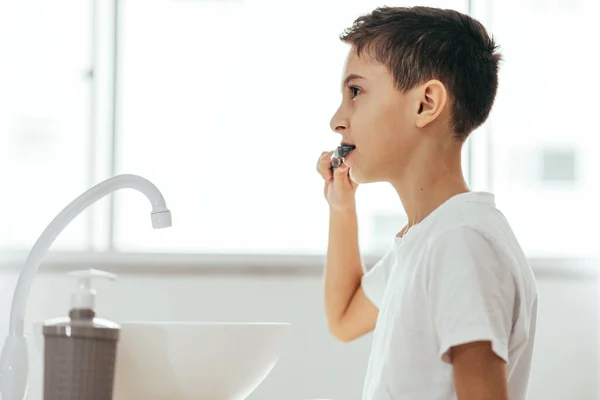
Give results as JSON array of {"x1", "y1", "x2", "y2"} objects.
[
  {"x1": 114, "y1": 322, "x2": 291, "y2": 400},
  {"x1": 34, "y1": 321, "x2": 291, "y2": 400}
]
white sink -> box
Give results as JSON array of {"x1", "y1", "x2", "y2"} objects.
[
  {"x1": 35, "y1": 321, "x2": 291, "y2": 400},
  {"x1": 114, "y1": 322, "x2": 290, "y2": 400}
]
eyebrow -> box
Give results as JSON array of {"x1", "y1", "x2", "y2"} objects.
[{"x1": 341, "y1": 73, "x2": 366, "y2": 90}]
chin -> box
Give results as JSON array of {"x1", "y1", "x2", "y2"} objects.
[
  {"x1": 350, "y1": 164, "x2": 390, "y2": 184},
  {"x1": 348, "y1": 167, "x2": 374, "y2": 184},
  {"x1": 348, "y1": 168, "x2": 359, "y2": 183}
]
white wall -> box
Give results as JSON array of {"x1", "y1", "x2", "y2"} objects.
[{"x1": 0, "y1": 266, "x2": 598, "y2": 400}]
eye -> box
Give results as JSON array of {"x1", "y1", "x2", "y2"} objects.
[{"x1": 347, "y1": 85, "x2": 362, "y2": 99}]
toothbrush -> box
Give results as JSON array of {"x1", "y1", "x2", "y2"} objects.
[{"x1": 330, "y1": 145, "x2": 356, "y2": 170}]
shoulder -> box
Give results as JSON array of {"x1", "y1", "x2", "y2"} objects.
[
  {"x1": 423, "y1": 224, "x2": 520, "y2": 286},
  {"x1": 429, "y1": 224, "x2": 499, "y2": 252},
  {"x1": 422, "y1": 222, "x2": 538, "y2": 315},
  {"x1": 424, "y1": 196, "x2": 526, "y2": 273}
]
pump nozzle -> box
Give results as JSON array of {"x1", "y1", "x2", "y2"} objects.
[{"x1": 68, "y1": 269, "x2": 117, "y2": 310}]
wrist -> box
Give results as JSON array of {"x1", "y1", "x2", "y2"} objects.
[{"x1": 329, "y1": 204, "x2": 357, "y2": 216}]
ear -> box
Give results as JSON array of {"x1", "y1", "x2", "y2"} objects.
[{"x1": 414, "y1": 79, "x2": 448, "y2": 129}]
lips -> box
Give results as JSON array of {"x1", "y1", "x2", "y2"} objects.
[{"x1": 336, "y1": 144, "x2": 356, "y2": 158}]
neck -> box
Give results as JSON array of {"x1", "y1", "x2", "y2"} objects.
[{"x1": 390, "y1": 139, "x2": 469, "y2": 235}]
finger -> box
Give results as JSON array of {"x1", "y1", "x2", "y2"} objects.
[
  {"x1": 317, "y1": 151, "x2": 334, "y2": 181},
  {"x1": 332, "y1": 163, "x2": 353, "y2": 190},
  {"x1": 316, "y1": 151, "x2": 331, "y2": 172}
]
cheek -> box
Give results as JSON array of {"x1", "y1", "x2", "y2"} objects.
[
  {"x1": 373, "y1": 107, "x2": 409, "y2": 150},
  {"x1": 353, "y1": 99, "x2": 395, "y2": 140},
  {"x1": 381, "y1": 97, "x2": 411, "y2": 132},
  {"x1": 350, "y1": 97, "x2": 412, "y2": 158},
  {"x1": 381, "y1": 101, "x2": 416, "y2": 149}
]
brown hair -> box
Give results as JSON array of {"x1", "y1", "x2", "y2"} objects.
[{"x1": 341, "y1": 6, "x2": 502, "y2": 140}]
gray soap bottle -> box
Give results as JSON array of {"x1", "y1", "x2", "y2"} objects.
[{"x1": 42, "y1": 269, "x2": 120, "y2": 400}]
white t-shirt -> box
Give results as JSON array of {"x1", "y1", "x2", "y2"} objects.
[{"x1": 361, "y1": 192, "x2": 538, "y2": 400}]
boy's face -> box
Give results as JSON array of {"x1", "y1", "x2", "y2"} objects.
[{"x1": 330, "y1": 48, "x2": 422, "y2": 184}]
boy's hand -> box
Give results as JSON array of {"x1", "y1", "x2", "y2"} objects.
[{"x1": 316, "y1": 150, "x2": 358, "y2": 211}]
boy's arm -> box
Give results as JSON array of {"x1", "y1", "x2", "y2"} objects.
[
  {"x1": 427, "y1": 226, "x2": 516, "y2": 399},
  {"x1": 451, "y1": 341, "x2": 509, "y2": 400},
  {"x1": 327, "y1": 285, "x2": 378, "y2": 342},
  {"x1": 325, "y1": 208, "x2": 378, "y2": 342}
]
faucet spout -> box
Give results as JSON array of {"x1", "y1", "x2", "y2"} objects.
[
  {"x1": 0, "y1": 174, "x2": 171, "y2": 400},
  {"x1": 10, "y1": 174, "x2": 171, "y2": 336}
]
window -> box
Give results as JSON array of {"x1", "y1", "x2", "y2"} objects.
[
  {"x1": 0, "y1": 0, "x2": 95, "y2": 251},
  {"x1": 113, "y1": 0, "x2": 467, "y2": 255},
  {"x1": 469, "y1": 0, "x2": 600, "y2": 259},
  {"x1": 3, "y1": 0, "x2": 594, "y2": 261}
]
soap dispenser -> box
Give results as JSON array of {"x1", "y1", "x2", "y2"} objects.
[{"x1": 42, "y1": 269, "x2": 120, "y2": 400}]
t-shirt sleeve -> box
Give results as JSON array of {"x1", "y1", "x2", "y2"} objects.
[
  {"x1": 361, "y1": 248, "x2": 395, "y2": 310},
  {"x1": 427, "y1": 226, "x2": 516, "y2": 364}
]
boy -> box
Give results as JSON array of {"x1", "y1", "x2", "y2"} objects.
[{"x1": 316, "y1": 6, "x2": 538, "y2": 400}]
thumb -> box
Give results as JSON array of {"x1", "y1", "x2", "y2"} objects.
[{"x1": 333, "y1": 164, "x2": 354, "y2": 191}]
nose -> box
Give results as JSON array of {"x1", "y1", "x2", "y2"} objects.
[{"x1": 330, "y1": 106, "x2": 348, "y2": 134}]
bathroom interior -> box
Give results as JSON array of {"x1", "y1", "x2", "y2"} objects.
[{"x1": 0, "y1": 0, "x2": 599, "y2": 399}]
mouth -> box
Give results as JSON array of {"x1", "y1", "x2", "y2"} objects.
[{"x1": 335, "y1": 144, "x2": 356, "y2": 159}]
